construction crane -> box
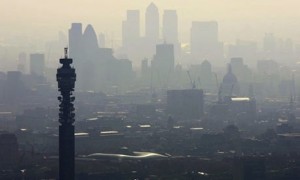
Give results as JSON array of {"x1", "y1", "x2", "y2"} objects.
[
  {"x1": 229, "y1": 84, "x2": 235, "y2": 97},
  {"x1": 197, "y1": 77, "x2": 202, "y2": 89},
  {"x1": 214, "y1": 73, "x2": 219, "y2": 90},
  {"x1": 187, "y1": 70, "x2": 196, "y2": 89},
  {"x1": 214, "y1": 73, "x2": 222, "y2": 103}
]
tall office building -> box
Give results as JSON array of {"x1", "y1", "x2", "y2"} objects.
[
  {"x1": 163, "y1": 10, "x2": 180, "y2": 60},
  {"x1": 3, "y1": 71, "x2": 25, "y2": 104},
  {"x1": 141, "y1": 3, "x2": 160, "y2": 59},
  {"x1": 98, "y1": 33, "x2": 105, "y2": 48},
  {"x1": 151, "y1": 43, "x2": 175, "y2": 88},
  {"x1": 81, "y1": 24, "x2": 99, "y2": 91},
  {"x1": 68, "y1": 23, "x2": 83, "y2": 64},
  {"x1": 83, "y1": 24, "x2": 99, "y2": 53},
  {"x1": 122, "y1": 10, "x2": 140, "y2": 48},
  {"x1": 30, "y1": 53, "x2": 45, "y2": 76},
  {"x1": 190, "y1": 21, "x2": 223, "y2": 65},
  {"x1": 17, "y1": 52, "x2": 26, "y2": 74},
  {"x1": 69, "y1": 24, "x2": 99, "y2": 90},
  {"x1": 152, "y1": 43, "x2": 175, "y2": 71},
  {"x1": 145, "y1": 3, "x2": 159, "y2": 41},
  {"x1": 68, "y1": 23, "x2": 134, "y2": 93},
  {"x1": 122, "y1": 10, "x2": 141, "y2": 62},
  {"x1": 163, "y1": 10, "x2": 178, "y2": 44}
]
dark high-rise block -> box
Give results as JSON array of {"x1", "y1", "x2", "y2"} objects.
[
  {"x1": 3, "y1": 71, "x2": 25, "y2": 104},
  {"x1": 152, "y1": 43, "x2": 175, "y2": 70},
  {"x1": 0, "y1": 133, "x2": 18, "y2": 168},
  {"x1": 30, "y1": 53, "x2": 45, "y2": 76},
  {"x1": 151, "y1": 43, "x2": 175, "y2": 88},
  {"x1": 167, "y1": 89, "x2": 204, "y2": 119}
]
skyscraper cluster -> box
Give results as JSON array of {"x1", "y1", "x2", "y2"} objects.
[
  {"x1": 68, "y1": 23, "x2": 134, "y2": 92},
  {"x1": 64, "y1": 2, "x2": 300, "y2": 97},
  {"x1": 121, "y1": 3, "x2": 180, "y2": 64},
  {"x1": 119, "y1": 3, "x2": 228, "y2": 69}
]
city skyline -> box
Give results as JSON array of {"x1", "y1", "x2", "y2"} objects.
[
  {"x1": 1, "y1": 0, "x2": 300, "y2": 46},
  {"x1": 1, "y1": 1, "x2": 300, "y2": 179}
]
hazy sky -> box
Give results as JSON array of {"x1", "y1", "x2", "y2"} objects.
[{"x1": 1, "y1": 0, "x2": 300, "y2": 46}]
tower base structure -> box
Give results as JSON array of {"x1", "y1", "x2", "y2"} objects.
[{"x1": 59, "y1": 124, "x2": 74, "y2": 180}]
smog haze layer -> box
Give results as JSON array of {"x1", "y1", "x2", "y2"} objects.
[{"x1": 1, "y1": 0, "x2": 300, "y2": 45}]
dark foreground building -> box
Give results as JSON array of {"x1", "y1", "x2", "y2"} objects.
[
  {"x1": 0, "y1": 133, "x2": 18, "y2": 168},
  {"x1": 167, "y1": 89, "x2": 204, "y2": 119}
]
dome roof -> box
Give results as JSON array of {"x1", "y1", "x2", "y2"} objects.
[
  {"x1": 201, "y1": 60, "x2": 211, "y2": 68},
  {"x1": 223, "y1": 65, "x2": 238, "y2": 84},
  {"x1": 223, "y1": 73, "x2": 238, "y2": 84}
]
